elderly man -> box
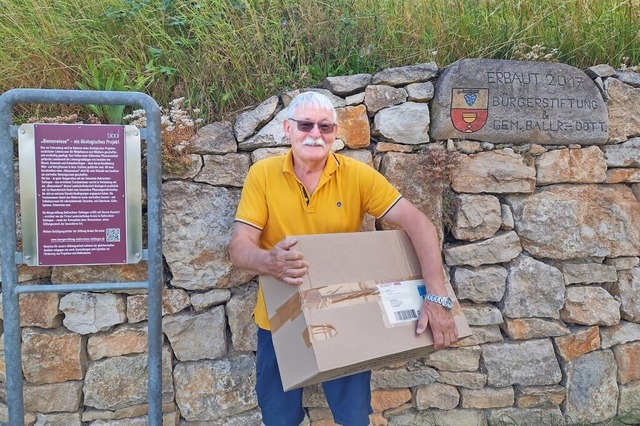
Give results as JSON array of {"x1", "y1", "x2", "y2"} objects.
[{"x1": 229, "y1": 91, "x2": 457, "y2": 426}]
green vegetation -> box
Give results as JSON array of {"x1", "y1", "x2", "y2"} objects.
[{"x1": 0, "y1": 0, "x2": 638, "y2": 122}]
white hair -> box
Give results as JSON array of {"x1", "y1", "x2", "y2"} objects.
[{"x1": 286, "y1": 91, "x2": 337, "y2": 122}]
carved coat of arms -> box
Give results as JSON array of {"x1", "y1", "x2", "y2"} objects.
[{"x1": 451, "y1": 88, "x2": 489, "y2": 133}]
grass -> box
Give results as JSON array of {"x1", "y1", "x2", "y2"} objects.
[{"x1": 0, "y1": 0, "x2": 638, "y2": 123}]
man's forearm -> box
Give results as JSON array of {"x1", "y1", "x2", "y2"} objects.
[
  {"x1": 385, "y1": 199, "x2": 448, "y2": 296},
  {"x1": 404, "y1": 215, "x2": 448, "y2": 297},
  {"x1": 229, "y1": 239, "x2": 269, "y2": 276}
]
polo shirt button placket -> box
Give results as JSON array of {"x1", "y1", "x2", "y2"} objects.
[{"x1": 299, "y1": 183, "x2": 310, "y2": 206}]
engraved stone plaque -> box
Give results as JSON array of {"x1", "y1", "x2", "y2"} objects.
[{"x1": 430, "y1": 59, "x2": 608, "y2": 145}]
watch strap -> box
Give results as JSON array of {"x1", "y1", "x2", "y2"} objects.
[{"x1": 423, "y1": 293, "x2": 453, "y2": 311}]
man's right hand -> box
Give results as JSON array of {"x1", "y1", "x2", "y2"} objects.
[
  {"x1": 229, "y1": 223, "x2": 308, "y2": 285},
  {"x1": 268, "y1": 237, "x2": 308, "y2": 286}
]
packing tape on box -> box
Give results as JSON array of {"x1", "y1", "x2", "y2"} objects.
[
  {"x1": 269, "y1": 280, "x2": 399, "y2": 334},
  {"x1": 302, "y1": 324, "x2": 338, "y2": 346},
  {"x1": 302, "y1": 282, "x2": 380, "y2": 309},
  {"x1": 269, "y1": 292, "x2": 302, "y2": 333}
]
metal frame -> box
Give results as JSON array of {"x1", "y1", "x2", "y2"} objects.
[{"x1": 0, "y1": 89, "x2": 163, "y2": 426}]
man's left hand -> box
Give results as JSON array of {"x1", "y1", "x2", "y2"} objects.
[{"x1": 416, "y1": 301, "x2": 458, "y2": 350}]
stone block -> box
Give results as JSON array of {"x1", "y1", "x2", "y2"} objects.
[
  {"x1": 193, "y1": 121, "x2": 238, "y2": 153},
  {"x1": 451, "y1": 194, "x2": 501, "y2": 241},
  {"x1": 22, "y1": 328, "x2": 85, "y2": 385},
  {"x1": 536, "y1": 146, "x2": 607, "y2": 184},
  {"x1": 452, "y1": 325, "x2": 503, "y2": 347},
  {"x1": 444, "y1": 231, "x2": 522, "y2": 268},
  {"x1": 437, "y1": 371, "x2": 487, "y2": 389},
  {"x1": 482, "y1": 339, "x2": 561, "y2": 387},
  {"x1": 51, "y1": 263, "x2": 148, "y2": 285},
  {"x1": 373, "y1": 102, "x2": 429, "y2": 145},
  {"x1": 605, "y1": 256, "x2": 640, "y2": 270},
  {"x1": 372, "y1": 63, "x2": 438, "y2": 86},
  {"x1": 613, "y1": 341, "x2": 640, "y2": 384},
  {"x1": 607, "y1": 267, "x2": 640, "y2": 322},
  {"x1": 485, "y1": 407, "x2": 565, "y2": 426},
  {"x1": 226, "y1": 283, "x2": 258, "y2": 352},
  {"x1": 125, "y1": 288, "x2": 191, "y2": 323},
  {"x1": 601, "y1": 137, "x2": 640, "y2": 167},
  {"x1": 604, "y1": 168, "x2": 640, "y2": 183},
  {"x1": 502, "y1": 318, "x2": 569, "y2": 340},
  {"x1": 515, "y1": 385, "x2": 566, "y2": 408},
  {"x1": 460, "y1": 386, "x2": 514, "y2": 409},
  {"x1": 501, "y1": 255, "x2": 565, "y2": 319},
  {"x1": 195, "y1": 153, "x2": 251, "y2": 187},
  {"x1": 237, "y1": 108, "x2": 289, "y2": 151},
  {"x1": 87, "y1": 324, "x2": 148, "y2": 360},
  {"x1": 173, "y1": 355, "x2": 257, "y2": 421},
  {"x1": 618, "y1": 379, "x2": 640, "y2": 417},
  {"x1": 413, "y1": 382, "x2": 459, "y2": 410},
  {"x1": 59, "y1": 292, "x2": 126, "y2": 335},
  {"x1": 0, "y1": 292, "x2": 61, "y2": 328},
  {"x1": 162, "y1": 306, "x2": 227, "y2": 361},
  {"x1": 371, "y1": 388, "x2": 411, "y2": 413},
  {"x1": 322, "y1": 74, "x2": 371, "y2": 96},
  {"x1": 370, "y1": 367, "x2": 438, "y2": 390},
  {"x1": 336, "y1": 105, "x2": 370, "y2": 149},
  {"x1": 81, "y1": 402, "x2": 177, "y2": 423},
  {"x1": 84, "y1": 346, "x2": 174, "y2": 410},
  {"x1": 162, "y1": 181, "x2": 241, "y2": 290},
  {"x1": 387, "y1": 408, "x2": 487, "y2": 426},
  {"x1": 250, "y1": 146, "x2": 289, "y2": 163},
  {"x1": 460, "y1": 303, "x2": 503, "y2": 326},
  {"x1": 423, "y1": 346, "x2": 481, "y2": 372},
  {"x1": 560, "y1": 286, "x2": 621, "y2": 326},
  {"x1": 378, "y1": 151, "x2": 443, "y2": 241},
  {"x1": 453, "y1": 265, "x2": 507, "y2": 303},
  {"x1": 506, "y1": 184, "x2": 640, "y2": 259},
  {"x1": 24, "y1": 381, "x2": 83, "y2": 413},
  {"x1": 600, "y1": 321, "x2": 640, "y2": 349},
  {"x1": 553, "y1": 326, "x2": 600, "y2": 361},
  {"x1": 364, "y1": 85, "x2": 407, "y2": 116},
  {"x1": 190, "y1": 288, "x2": 231, "y2": 313},
  {"x1": 34, "y1": 412, "x2": 81, "y2": 426},
  {"x1": 561, "y1": 349, "x2": 618, "y2": 423},
  {"x1": 233, "y1": 97, "x2": 279, "y2": 143},
  {"x1": 406, "y1": 81, "x2": 434, "y2": 102},
  {"x1": 557, "y1": 261, "x2": 618, "y2": 284},
  {"x1": 607, "y1": 78, "x2": 640, "y2": 143},
  {"x1": 451, "y1": 150, "x2": 535, "y2": 194},
  {"x1": 500, "y1": 204, "x2": 514, "y2": 231}
]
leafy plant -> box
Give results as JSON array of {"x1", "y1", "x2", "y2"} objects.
[{"x1": 75, "y1": 60, "x2": 146, "y2": 124}]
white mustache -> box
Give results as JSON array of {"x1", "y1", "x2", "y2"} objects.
[{"x1": 302, "y1": 137, "x2": 325, "y2": 147}]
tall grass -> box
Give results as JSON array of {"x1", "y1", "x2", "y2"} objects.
[{"x1": 0, "y1": 0, "x2": 638, "y2": 122}]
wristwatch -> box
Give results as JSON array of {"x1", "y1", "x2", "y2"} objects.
[{"x1": 423, "y1": 293, "x2": 453, "y2": 311}]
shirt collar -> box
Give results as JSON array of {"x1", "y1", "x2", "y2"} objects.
[{"x1": 283, "y1": 149, "x2": 340, "y2": 176}]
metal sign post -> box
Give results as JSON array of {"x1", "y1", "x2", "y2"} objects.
[{"x1": 0, "y1": 89, "x2": 163, "y2": 426}]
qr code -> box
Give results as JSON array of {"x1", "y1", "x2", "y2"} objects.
[{"x1": 106, "y1": 228, "x2": 121, "y2": 242}]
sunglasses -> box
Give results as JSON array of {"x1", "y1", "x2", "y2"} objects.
[{"x1": 289, "y1": 118, "x2": 336, "y2": 134}]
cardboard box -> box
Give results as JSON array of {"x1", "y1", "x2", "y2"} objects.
[{"x1": 261, "y1": 230, "x2": 471, "y2": 391}]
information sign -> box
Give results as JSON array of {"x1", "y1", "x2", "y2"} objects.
[{"x1": 19, "y1": 124, "x2": 142, "y2": 266}]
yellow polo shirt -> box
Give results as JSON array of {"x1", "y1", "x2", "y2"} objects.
[{"x1": 235, "y1": 149, "x2": 402, "y2": 330}]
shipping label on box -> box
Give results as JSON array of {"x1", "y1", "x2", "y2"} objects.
[
  {"x1": 377, "y1": 279, "x2": 427, "y2": 326},
  {"x1": 260, "y1": 230, "x2": 471, "y2": 391}
]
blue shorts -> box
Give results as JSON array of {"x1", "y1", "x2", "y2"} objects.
[{"x1": 256, "y1": 328, "x2": 373, "y2": 426}]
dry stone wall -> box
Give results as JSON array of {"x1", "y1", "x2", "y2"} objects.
[{"x1": 1, "y1": 59, "x2": 640, "y2": 425}]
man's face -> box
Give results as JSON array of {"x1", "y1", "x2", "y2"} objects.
[{"x1": 284, "y1": 106, "x2": 337, "y2": 166}]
